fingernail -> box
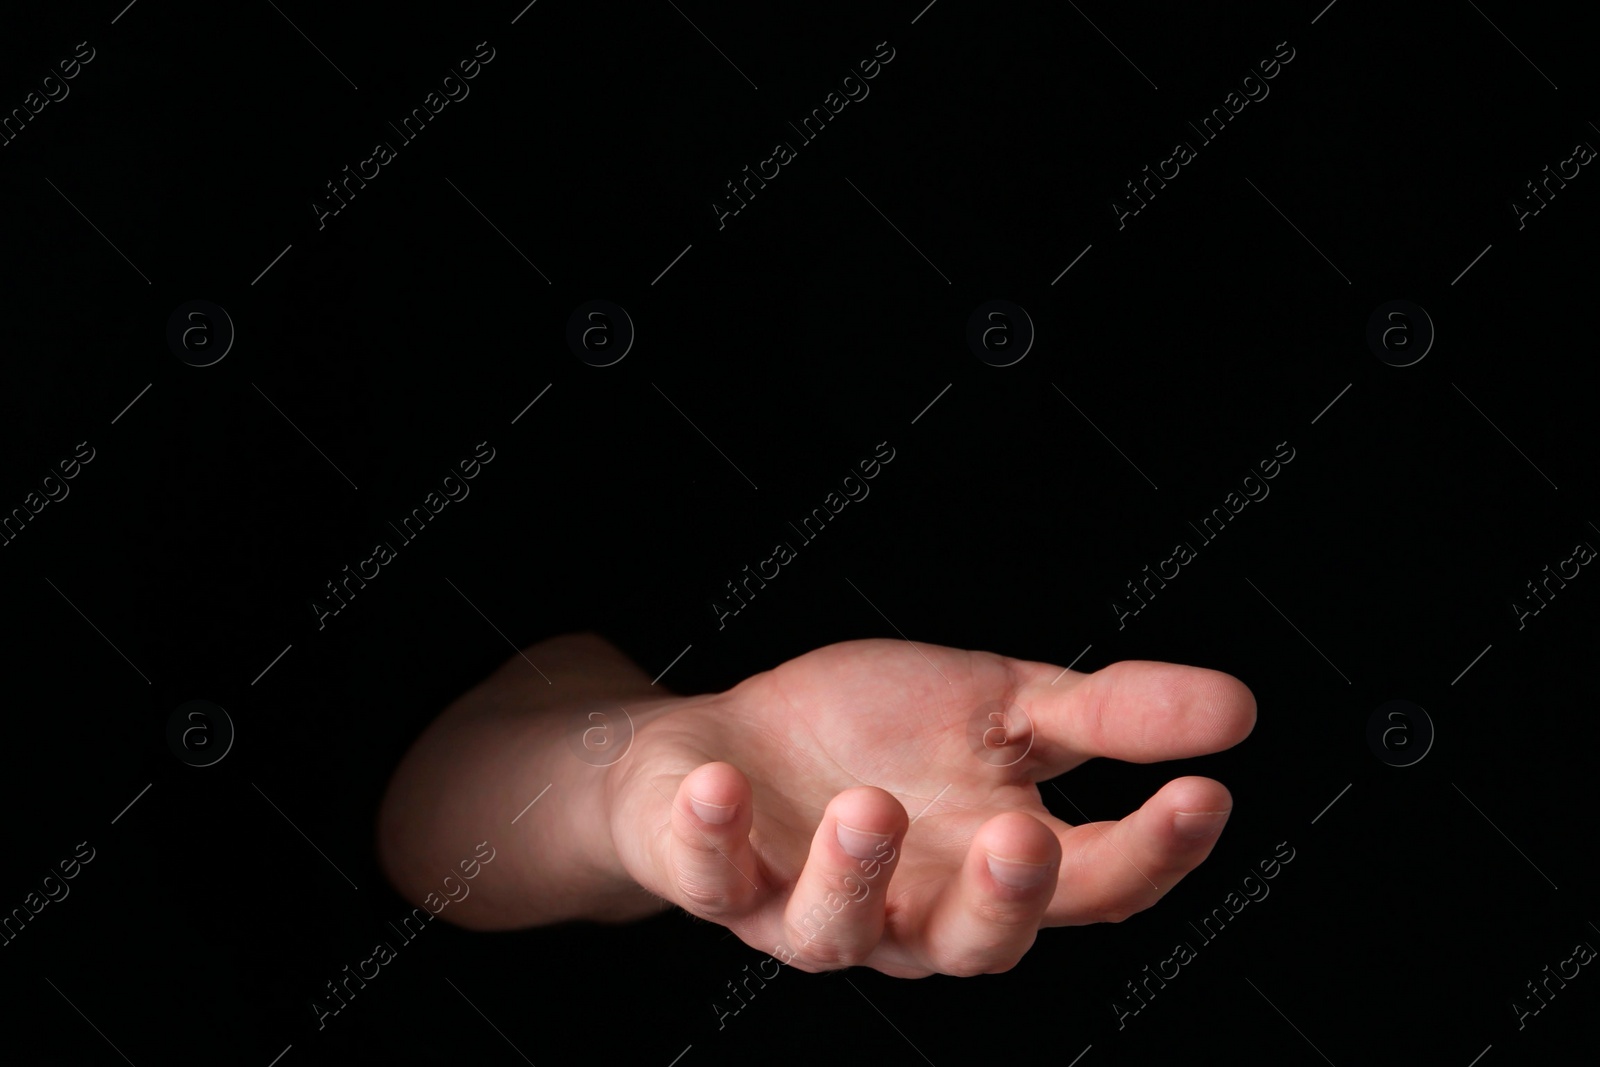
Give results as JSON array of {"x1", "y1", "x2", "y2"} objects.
[
  {"x1": 1173, "y1": 810, "x2": 1231, "y2": 840},
  {"x1": 836, "y1": 822, "x2": 894, "y2": 860},
  {"x1": 690, "y1": 796, "x2": 738, "y2": 825},
  {"x1": 986, "y1": 852, "x2": 1050, "y2": 889}
]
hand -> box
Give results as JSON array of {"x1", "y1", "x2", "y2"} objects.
[{"x1": 604, "y1": 637, "x2": 1256, "y2": 977}]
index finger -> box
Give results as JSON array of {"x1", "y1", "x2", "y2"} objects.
[{"x1": 1005, "y1": 658, "x2": 1256, "y2": 780}]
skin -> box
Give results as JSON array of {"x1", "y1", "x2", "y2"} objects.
[{"x1": 377, "y1": 631, "x2": 1256, "y2": 977}]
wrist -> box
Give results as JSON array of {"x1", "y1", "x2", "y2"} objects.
[{"x1": 565, "y1": 693, "x2": 684, "y2": 922}]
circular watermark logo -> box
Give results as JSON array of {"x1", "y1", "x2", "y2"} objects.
[
  {"x1": 166, "y1": 700, "x2": 235, "y2": 767},
  {"x1": 1366, "y1": 300, "x2": 1434, "y2": 367},
  {"x1": 1367, "y1": 699, "x2": 1433, "y2": 767},
  {"x1": 566, "y1": 706, "x2": 635, "y2": 767},
  {"x1": 167, "y1": 301, "x2": 235, "y2": 367},
  {"x1": 966, "y1": 300, "x2": 1034, "y2": 367},
  {"x1": 567, "y1": 300, "x2": 635, "y2": 367},
  {"x1": 967, "y1": 700, "x2": 1035, "y2": 767}
]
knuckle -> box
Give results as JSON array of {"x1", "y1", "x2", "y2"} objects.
[
  {"x1": 972, "y1": 897, "x2": 1038, "y2": 929},
  {"x1": 783, "y1": 921, "x2": 867, "y2": 970},
  {"x1": 673, "y1": 869, "x2": 734, "y2": 916}
]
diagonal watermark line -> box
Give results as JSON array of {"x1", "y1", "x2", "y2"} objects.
[
  {"x1": 253, "y1": 782, "x2": 359, "y2": 890},
  {"x1": 1065, "y1": 0, "x2": 1157, "y2": 90},
  {"x1": 1311, "y1": 383, "x2": 1352, "y2": 425},
  {"x1": 266, "y1": 1045, "x2": 293, "y2": 1067},
  {"x1": 251, "y1": 383, "x2": 359, "y2": 490},
  {"x1": 1450, "y1": 243, "x2": 1493, "y2": 285},
  {"x1": 1311, "y1": 0, "x2": 1338, "y2": 24},
  {"x1": 1052, "y1": 243, "x2": 1093, "y2": 284},
  {"x1": 843, "y1": 177, "x2": 951, "y2": 284},
  {"x1": 1311, "y1": 782, "x2": 1351, "y2": 825},
  {"x1": 909, "y1": 782, "x2": 953, "y2": 826},
  {"x1": 1050, "y1": 383, "x2": 1158, "y2": 489},
  {"x1": 112, "y1": 0, "x2": 140, "y2": 24},
  {"x1": 511, "y1": 0, "x2": 539, "y2": 24},
  {"x1": 444, "y1": 178, "x2": 551, "y2": 283},
  {"x1": 666, "y1": 1046, "x2": 693, "y2": 1067},
  {"x1": 511, "y1": 783, "x2": 552, "y2": 824},
  {"x1": 652, "y1": 243, "x2": 693, "y2": 285},
  {"x1": 911, "y1": 0, "x2": 940, "y2": 24},
  {"x1": 444, "y1": 978, "x2": 537, "y2": 1065},
  {"x1": 44, "y1": 978, "x2": 136, "y2": 1066},
  {"x1": 444, "y1": 577, "x2": 553, "y2": 683},
  {"x1": 648, "y1": 779, "x2": 760, "y2": 890},
  {"x1": 1452, "y1": 782, "x2": 1557, "y2": 890},
  {"x1": 1244, "y1": 977, "x2": 1337, "y2": 1066},
  {"x1": 652, "y1": 383, "x2": 758, "y2": 489},
  {"x1": 1050, "y1": 643, "x2": 1094, "y2": 684},
  {"x1": 664, "y1": 0, "x2": 758, "y2": 89},
  {"x1": 652, "y1": 644, "x2": 692, "y2": 685},
  {"x1": 844, "y1": 576, "x2": 952, "y2": 685},
  {"x1": 1244, "y1": 577, "x2": 1351, "y2": 684},
  {"x1": 1067, "y1": 1045, "x2": 1093, "y2": 1067},
  {"x1": 1051, "y1": 783, "x2": 1159, "y2": 890},
  {"x1": 43, "y1": 576, "x2": 150, "y2": 684},
  {"x1": 1465, "y1": 1, "x2": 1557, "y2": 89},
  {"x1": 842, "y1": 977, "x2": 937, "y2": 1066},
  {"x1": 511, "y1": 383, "x2": 553, "y2": 424},
  {"x1": 911, "y1": 383, "x2": 952, "y2": 425},
  {"x1": 111, "y1": 383, "x2": 152, "y2": 425},
  {"x1": 265, "y1": 0, "x2": 359, "y2": 90},
  {"x1": 1466, "y1": 1045, "x2": 1492, "y2": 1067},
  {"x1": 251, "y1": 243, "x2": 293, "y2": 286},
  {"x1": 1243, "y1": 177, "x2": 1351, "y2": 284},
  {"x1": 252, "y1": 643, "x2": 293, "y2": 686},
  {"x1": 111, "y1": 782, "x2": 153, "y2": 825},
  {"x1": 1450, "y1": 383, "x2": 1556, "y2": 489},
  {"x1": 45, "y1": 177, "x2": 151, "y2": 284},
  {"x1": 1451, "y1": 643, "x2": 1492, "y2": 686}
]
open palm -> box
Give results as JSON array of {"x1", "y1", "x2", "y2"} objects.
[{"x1": 607, "y1": 638, "x2": 1256, "y2": 977}]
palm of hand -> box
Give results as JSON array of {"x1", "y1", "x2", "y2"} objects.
[{"x1": 609, "y1": 638, "x2": 1254, "y2": 977}]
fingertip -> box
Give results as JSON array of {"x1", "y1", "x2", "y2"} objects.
[
  {"x1": 1201, "y1": 669, "x2": 1257, "y2": 748},
  {"x1": 681, "y1": 762, "x2": 751, "y2": 824},
  {"x1": 825, "y1": 786, "x2": 909, "y2": 852},
  {"x1": 1154, "y1": 776, "x2": 1233, "y2": 844}
]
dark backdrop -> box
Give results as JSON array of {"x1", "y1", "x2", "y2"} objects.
[{"x1": 2, "y1": 1, "x2": 1596, "y2": 1064}]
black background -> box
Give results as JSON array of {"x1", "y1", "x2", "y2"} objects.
[{"x1": 3, "y1": 1, "x2": 1597, "y2": 1063}]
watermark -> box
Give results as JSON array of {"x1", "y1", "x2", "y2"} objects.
[
  {"x1": 0, "y1": 41, "x2": 96, "y2": 150},
  {"x1": 712, "y1": 41, "x2": 896, "y2": 230},
  {"x1": 711, "y1": 441, "x2": 897, "y2": 630},
  {"x1": 1113, "y1": 41, "x2": 1296, "y2": 229},
  {"x1": 966, "y1": 300, "x2": 1034, "y2": 367},
  {"x1": 166, "y1": 700, "x2": 235, "y2": 768},
  {"x1": 0, "y1": 440, "x2": 96, "y2": 549},
  {"x1": 311, "y1": 840, "x2": 496, "y2": 1029},
  {"x1": 0, "y1": 841, "x2": 96, "y2": 949},
  {"x1": 1366, "y1": 699, "x2": 1433, "y2": 767},
  {"x1": 566, "y1": 300, "x2": 635, "y2": 366},
  {"x1": 1511, "y1": 135, "x2": 1595, "y2": 230},
  {"x1": 566, "y1": 706, "x2": 636, "y2": 767},
  {"x1": 312, "y1": 42, "x2": 497, "y2": 230},
  {"x1": 1510, "y1": 535, "x2": 1594, "y2": 630},
  {"x1": 1511, "y1": 934, "x2": 1594, "y2": 1030},
  {"x1": 967, "y1": 700, "x2": 1035, "y2": 767},
  {"x1": 1366, "y1": 300, "x2": 1434, "y2": 367},
  {"x1": 1112, "y1": 840, "x2": 1295, "y2": 1029},
  {"x1": 311, "y1": 441, "x2": 497, "y2": 629},
  {"x1": 712, "y1": 837, "x2": 896, "y2": 1030},
  {"x1": 167, "y1": 300, "x2": 235, "y2": 367},
  {"x1": 1112, "y1": 441, "x2": 1296, "y2": 629}
]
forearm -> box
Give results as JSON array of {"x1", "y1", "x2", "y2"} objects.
[{"x1": 376, "y1": 632, "x2": 679, "y2": 929}]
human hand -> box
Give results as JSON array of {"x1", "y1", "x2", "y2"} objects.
[{"x1": 603, "y1": 638, "x2": 1256, "y2": 977}]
